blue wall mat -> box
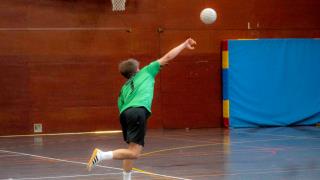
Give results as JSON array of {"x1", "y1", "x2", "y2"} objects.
[{"x1": 228, "y1": 39, "x2": 320, "y2": 127}]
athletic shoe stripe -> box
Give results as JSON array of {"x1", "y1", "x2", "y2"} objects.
[{"x1": 93, "y1": 156, "x2": 99, "y2": 164}]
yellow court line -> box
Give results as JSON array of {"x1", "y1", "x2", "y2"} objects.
[
  {"x1": 133, "y1": 168, "x2": 191, "y2": 180},
  {"x1": 141, "y1": 143, "x2": 217, "y2": 156},
  {"x1": 147, "y1": 135, "x2": 215, "y2": 144},
  {"x1": 141, "y1": 136, "x2": 312, "y2": 157},
  {"x1": 0, "y1": 130, "x2": 122, "y2": 138}
]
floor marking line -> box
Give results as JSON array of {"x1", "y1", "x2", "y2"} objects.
[
  {"x1": 142, "y1": 143, "x2": 215, "y2": 156},
  {"x1": 0, "y1": 154, "x2": 25, "y2": 158},
  {"x1": 0, "y1": 149, "x2": 189, "y2": 180},
  {"x1": 2, "y1": 172, "x2": 122, "y2": 180},
  {"x1": 142, "y1": 136, "x2": 319, "y2": 157},
  {"x1": 169, "y1": 130, "x2": 221, "y2": 137},
  {"x1": 0, "y1": 149, "x2": 122, "y2": 171},
  {"x1": 133, "y1": 168, "x2": 191, "y2": 180},
  {"x1": 146, "y1": 147, "x2": 285, "y2": 158},
  {"x1": 185, "y1": 167, "x2": 320, "y2": 178},
  {"x1": 234, "y1": 131, "x2": 301, "y2": 138},
  {"x1": 0, "y1": 131, "x2": 122, "y2": 138},
  {"x1": 148, "y1": 135, "x2": 215, "y2": 144},
  {"x1": 0, "y1": 27, "x2": 129, "y2": 31}
]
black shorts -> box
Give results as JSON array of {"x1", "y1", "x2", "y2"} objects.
[{"x1": 120, "y1": 107, "x2": 150, "y2": 147}]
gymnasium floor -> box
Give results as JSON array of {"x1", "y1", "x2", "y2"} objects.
[{"x1": 0, "y1": 127, "x2": 320, "y2": 180}]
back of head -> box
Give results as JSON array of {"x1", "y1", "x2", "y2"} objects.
[{"x1": 118, "y1": 59, "x2": 140, "y2": 79}]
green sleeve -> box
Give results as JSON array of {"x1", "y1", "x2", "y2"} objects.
[
  {"x1": 118, "y1": 92, "x2": 124, "y2": 111},
  {"x1": 144, "y1": 61, "x2": 161, "y2": 77}
]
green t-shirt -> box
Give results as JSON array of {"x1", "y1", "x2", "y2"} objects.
[{"x1": 118, "y1": 61, "x2": 161, "y2": 114}]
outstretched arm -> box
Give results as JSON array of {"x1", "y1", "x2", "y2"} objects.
[{"x1": 157, "y1": 38, "x2": 196, "y2": 66}]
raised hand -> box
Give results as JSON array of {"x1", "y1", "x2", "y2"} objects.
[
  {"x1": 185, "y1": 38, "x2": 197, "y2": 50},
  {"x1": 157, "y1": 38, "x2": 197, "y2": 66}
]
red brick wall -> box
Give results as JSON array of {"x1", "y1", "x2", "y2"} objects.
[{"x1": 0, "y1": 0, "x2": 319, "y2": 135}]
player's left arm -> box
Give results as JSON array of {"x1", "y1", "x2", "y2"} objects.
[{"x1": 157, "y1": 38, "x2": 196, "y2": 66}]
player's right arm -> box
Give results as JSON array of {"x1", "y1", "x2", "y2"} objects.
[{"x1": 157, "y1": 38, "x2": 196, "y2": 66}]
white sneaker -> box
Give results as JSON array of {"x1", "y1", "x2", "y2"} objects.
[{"x1": 87, "y1": 148, "x2": 102, "y2": 171}]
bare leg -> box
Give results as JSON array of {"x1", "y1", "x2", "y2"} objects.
[
  {"x1": 122, "y1": 143, "x2": 142, "y2": 172},
  {"x1": 122, "y1": 159, "x2": 133, "y2": 180},
  {"x1": 113, "y1": 143, "x2": 143, "y2": 160},
  {"x1": 87, "y1": 143, "x2": 143, "y2": 173},
  {"x1": 123, "y1": 160, "x2": 133, "y2": 172}
]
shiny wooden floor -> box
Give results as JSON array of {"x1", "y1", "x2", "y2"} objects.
[{"x1": 0, "y1": 127, "x2": 320, "y2": 180}]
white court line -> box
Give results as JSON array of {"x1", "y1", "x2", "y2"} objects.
[
  {"x1": 0, "y1": 149, "x2": 190, "y2": 180},
  {"x1": 0, "y1": 154, "x2": 24, "y2": 158},
  {"x1": 0, "y1": 27, "x2": 129, "y2": 31},
  {"x1": 0, "y1": 149, "x2": 122, "y2": 171},
  {"x1": 1, "y1": 173, "x2": 121, "y2": 180},
  {"x1": 0, "y1": 130, "x2": 122, "y2": 138}
]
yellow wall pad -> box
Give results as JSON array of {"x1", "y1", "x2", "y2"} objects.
[
  {"x1": 222, "y1": 51, "x2": 229, "y2": 69},
  {"x1": 223, "y1": 100, "x2": 230, "y2": 118}
]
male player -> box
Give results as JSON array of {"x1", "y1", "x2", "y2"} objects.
[{"x1": 88, "y1": 38, "x2": 196, "y2": 180}]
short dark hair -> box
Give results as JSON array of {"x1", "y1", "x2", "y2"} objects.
[{"x1": 118, "y1": 59, "x2": 140, "y2": 79}]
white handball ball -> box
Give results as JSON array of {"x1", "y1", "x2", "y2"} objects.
[{"x1": 200, "y1": 8, "x2": 217, "y2": 25}]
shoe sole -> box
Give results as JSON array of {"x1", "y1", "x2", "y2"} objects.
[{"x1": 87, "y1": 148, "x2": 99, "y2": 171}]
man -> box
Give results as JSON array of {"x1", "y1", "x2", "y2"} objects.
[{"x1": 87, "y1": 38, "x2": 196, "y2": 180}]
